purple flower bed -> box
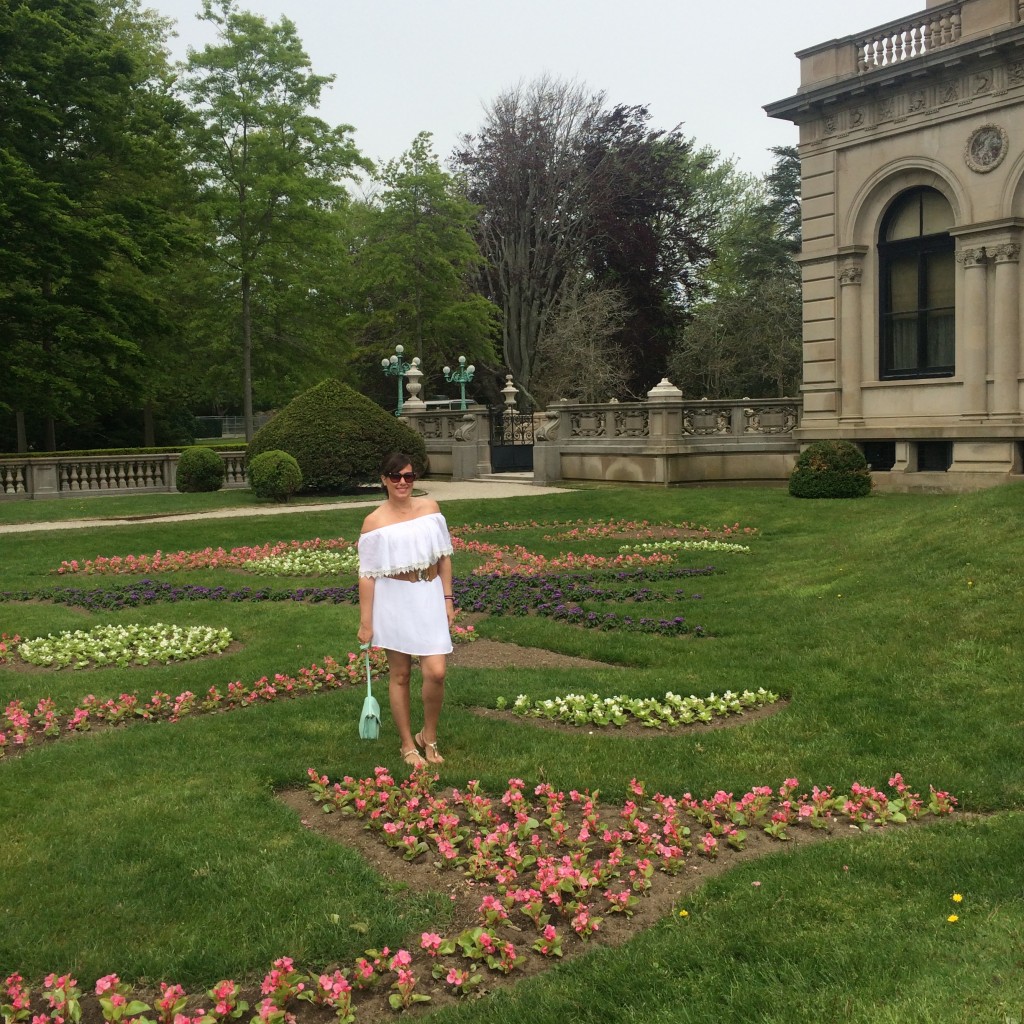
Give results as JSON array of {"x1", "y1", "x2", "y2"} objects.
[{"x1": 1, "y1": 565, "x2": 715, "y2": 637}]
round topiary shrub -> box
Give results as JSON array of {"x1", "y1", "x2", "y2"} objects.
[
  {"x1": 789, "y1": 439, "x2": 872, "y2": 499},
  {"x1": 175, "y1": 445, "x2": 225, "y2": 493},
  {"x1": 248, "y1": 449, "x2": 303, "y2": 503},
  {"x1": 246, "y1": 378, "x2": 427, "y2": 492}
]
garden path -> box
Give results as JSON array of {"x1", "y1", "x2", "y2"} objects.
[{"x1": 0, "y1": 477, "x2": 569, "y2": 534}]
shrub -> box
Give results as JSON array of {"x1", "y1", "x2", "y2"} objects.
[
  {"x1": 246, "y1": 379, "x2": 427, "y2": 492},
  {"x1": 175, "y1": 446, "x2": 225, "y2": 493},
  {"x1": 248, "y1": 449, "x2": 302, "y2": 502},
  {"x1": 789, "y1": 439, "x2": 872, "y2": 499}
]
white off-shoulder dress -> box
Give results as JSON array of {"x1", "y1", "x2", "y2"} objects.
[{"x1": 357, "y1": 512, "x2": 454, "y2": 656}]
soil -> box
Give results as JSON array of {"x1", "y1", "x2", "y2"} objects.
[
  {"x1": 277, "y1": 784, "x2": 849, "y2": 1024},
  {"x1": 263, "y1": 637, "x2": 817, "y2": 1023},
  {"x1": 5, "y1": 633, "x2": 957, "y2": 1024}
]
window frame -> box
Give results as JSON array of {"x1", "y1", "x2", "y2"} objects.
[{"x1": 878, "y1": 188, "x2": 955, "y2": 380}]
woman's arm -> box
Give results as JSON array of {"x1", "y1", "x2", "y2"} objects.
[
  {"x1": 357, "y1": 576, "x2": 375, "y2": 645},
  {"x1": 438, "y1": 553, "x2": 456, "y2": 629}
]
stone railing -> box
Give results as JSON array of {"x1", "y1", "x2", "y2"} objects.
[
  {"x1": 547, "y1": 398, "x2": 800, "y2": 441},
  {"x1": 530, "y1": 388, "x2": 801, "y2": 485},
  {"x1": 400, "y1": 381, "x2": 803, "y2": 487},
  {"x1": 856, "y1": 6, "x2": 962, "y2": 72},
  {"x1": 0, "y1": 451, "x2": 247, "y2": 500}
]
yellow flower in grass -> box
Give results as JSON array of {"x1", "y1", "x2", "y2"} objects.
[
  {"x1": 947, "y1": 914, "x2": 959, "y2": 923},
  {"x1": 951, "y1": 893, "x2": 963, "y2": 903},
  {"x1": 678, "y1": 909, "x2": 689, "y2": 918}
]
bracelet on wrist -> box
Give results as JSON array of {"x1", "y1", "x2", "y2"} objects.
[{"x1": 444, "y1": 595, "x2": 454, "y2": 601}]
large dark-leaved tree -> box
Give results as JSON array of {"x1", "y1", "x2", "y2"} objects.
[
  {"x1": 0, "y1": 0, "x2": 191, "y2": 451},
  {"x1": 453, "y1": 77, "x2": 723, "y2": 404},
  {"x1": 178, "y1": 0, "x2": 369, "y2": 440}
]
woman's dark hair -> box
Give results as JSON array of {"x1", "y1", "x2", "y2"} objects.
[{"x1": 378, "y1": 451, "x2": 421, "y2": 491}]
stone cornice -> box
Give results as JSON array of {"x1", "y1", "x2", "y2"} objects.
[{"x1": 765, "y1": 25, "x2": 1024, "y2": 128}]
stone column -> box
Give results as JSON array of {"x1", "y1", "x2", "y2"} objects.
[
  {"x1": 532, "y1": 403, "x2": 565, "y2": 484},
  {"x1": 450, "y1": 408, "x2": 491, "y2": 480},
  {"x1": 957, "y1": 246, "x2": 989, "y2": 419},
  {"x1": 990, "y1": 243, "x2": 1021, "y2": 419},
  {"x1": 646, "y1": 378, "x2": 683, "y2": 443},
  {"x1": 839, "y1": 259, "x2": 864, "y2": 421}
]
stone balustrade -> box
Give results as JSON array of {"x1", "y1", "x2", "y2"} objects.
[
  {"x1": 400, "y1": 384, "x2": 803, "y2": 487},
  {"x1": 787, "y1": 1, "x2": 1005, "y2": 91},
  {"x1": 856, "y1": 7, "x2": 962, "y2": 72},
  {"x1": 0, "y1": 451, "x2": 247, "y2": 500}
]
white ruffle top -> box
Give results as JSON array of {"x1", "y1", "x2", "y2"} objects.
[{"x1": 357, "y1": 512, "x2": 454, "y2": 579}]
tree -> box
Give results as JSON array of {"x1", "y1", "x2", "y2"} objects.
[
  {"x1": 453, "y1": 77, "x2": 724, "y2": 404},
  {"x1": 0, "y1": 0, "x2": 191, "y2": 451},
  {"x1": 454, "y1": 77, "x2": 601, "y2": 406},
  {"x1": 531, "y1": 285, "x2": 630, "y2": 405},
  {"x1": 178, "y1": 0, "x2": 368, "y2": 440},
  {"x1": 344, "y1": 132, "x2": 498, "y2": 406},
  {"x1": 669, "y1": 146, "x2": 802, "y2": 398},
  {"x1": 576, "y1": 107, "x2": 722, "y2": 392}
]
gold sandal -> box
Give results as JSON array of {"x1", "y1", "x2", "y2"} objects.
[
  {"x1": 401, "y1": 747, "x2": 426, "y2": 768},
  {"x1": 414, "y1": 732, "x2": 444, "y2": 764}
]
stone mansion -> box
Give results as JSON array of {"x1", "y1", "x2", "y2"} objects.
[{"x1": 766, "y1": 0, "x2": 1024, "y2": 490}]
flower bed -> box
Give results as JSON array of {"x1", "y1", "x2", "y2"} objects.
[
  {"x1": 3, "y1": 565, "x2": 717, "y2": 638},
  {"x1": 0, "y1": 627, "x2": 478, "y2": 758},
  {"x1": 0, "y1": 651, "x2": 378, "y2": 757},
  {"x1": 496, "y1": 688, "x2": 779, "y2": 728},
  {"x1": 16, "y1": 623, "x2": 233, "y2": 670},
  {"x1": 52, "y1": 538, "x2": 356, "y2": 576},
  {"x1": 0, "y1": 770, "x2": 957, "y2": 1023},
  {"x1": 617, "y1": 538, "x2": 751, "y2": 555},
  {"x1": 0, "y1": 632, "x2": 21, "y2": 664}
]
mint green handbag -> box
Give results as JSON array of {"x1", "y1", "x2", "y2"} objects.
[{"x1": 358, "y1": 643, "x2": 380, "y2": 740}]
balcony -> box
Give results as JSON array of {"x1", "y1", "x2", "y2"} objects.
[{"x1": 767, "y1": 0, "x2": 1023, "y2": 106}]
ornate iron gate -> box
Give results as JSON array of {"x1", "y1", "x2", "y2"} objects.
[{"x1": 489, "y1": 407, "x2": 534, "y2": 472}]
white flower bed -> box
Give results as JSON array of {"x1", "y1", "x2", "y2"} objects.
[
  {"x1": 496, "y1": 688, "x2": 778, "y2": 728},
  {"x1": 243, "y1": 549, "x2": 359, "y2": 576},
  {"x1": 18, "y1": 623, "x2": 233, "y2": 670},
  {"x1": 617, "y1": 538, "x2": 751, "y2": 555}
]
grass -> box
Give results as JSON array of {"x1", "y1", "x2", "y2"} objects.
[
  {"x1": 2, "y1": 481, "x2": 1023, "y2": 1022},
  {"x1": 0, "y1": 486, "x2": 380, "y2": 525}
]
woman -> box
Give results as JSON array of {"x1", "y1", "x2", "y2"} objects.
[{"x1": 357, "y1": 452, "x2": 456, "y2": 768}]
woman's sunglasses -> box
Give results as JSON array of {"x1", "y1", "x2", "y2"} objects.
[{"x1": 386, "y1": 472, "x2": 417, "y2": 483}]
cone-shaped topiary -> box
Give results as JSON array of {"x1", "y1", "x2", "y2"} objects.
[
  {"x1": 789, "y1": 439, "x2": 872, "y2": 498},
  {"x1": 246, "y1": 379, "x2": 427, "y2": 493},
  {"x1": 175, "y1": 445, "x2": 225, "y2": 493}
]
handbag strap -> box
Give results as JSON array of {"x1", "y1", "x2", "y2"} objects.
[{"x1": 360, "y1": 642, "x2": 373, "y2": 698}]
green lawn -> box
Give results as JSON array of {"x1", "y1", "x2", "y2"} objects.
[{"x1": 2, "y1": 482, "x2": 1023, "y2": 1023}]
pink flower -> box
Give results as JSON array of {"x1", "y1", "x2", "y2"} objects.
[
  {"x1": 389, "y1": 949, "x2": 412, "y2": 970},
  {"x1": 95, "y1": 975, "x2": 119, "y2": 996}
]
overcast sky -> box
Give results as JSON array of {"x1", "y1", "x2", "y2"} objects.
[{"x1": 151, "y1": 0, "x2": 911, "y2": 178}]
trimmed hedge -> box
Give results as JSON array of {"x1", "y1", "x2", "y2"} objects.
[
  {"x1": 175, "y1": 446, "x2": 226, "y2": 493},
  {"x1": 248, "y1": 450, "x2": 302, "y2": 502},
  {"x1": 789, "y1": 439, "x2": 872, "y2": 499},
  {"x1": 246, "y1": 379, "x2": 426, "y2": 493}
]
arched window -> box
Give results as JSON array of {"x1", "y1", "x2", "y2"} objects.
[{"x1": 878, "y1": 187, "x2": 955, "y2": 379}]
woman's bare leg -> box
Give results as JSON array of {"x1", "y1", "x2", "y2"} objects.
[
  {"x1": 386, "y1": 650, "x2": 417, "y2": 756},
  {"x1": 416, "y1": 653, "x2": 446, "y2": 761}
]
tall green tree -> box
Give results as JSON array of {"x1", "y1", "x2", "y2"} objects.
[
  {"x1": 0, "y1": 0, "x2": 190, "y2": 451},
  {"x1": 669, "y1": 146, "x2": 802, "y2": 399},
  {"x1": 178, "y1": 0, "x2": 368, "y2": 439},
  {"x1": 345, "y1": 132, "x2": 498, "y2": 407}
]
